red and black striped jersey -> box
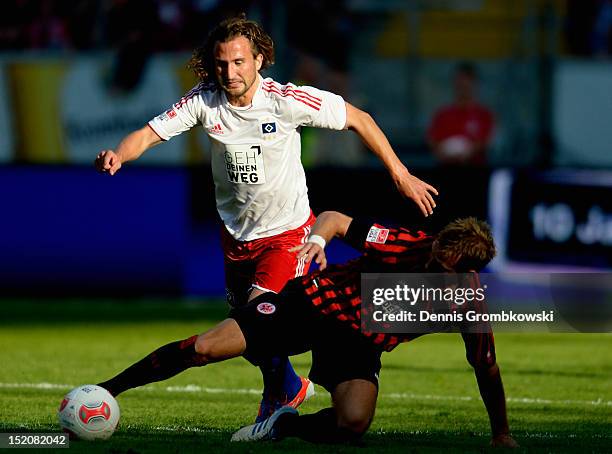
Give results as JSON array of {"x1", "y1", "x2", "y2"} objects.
[{"x1": 298, "y1": 218, "x2": 435, "y2": 351}]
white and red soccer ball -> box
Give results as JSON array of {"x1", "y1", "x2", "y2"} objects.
[{"x1": 57, "y1": 385, "x2": 120, "y2": 440}]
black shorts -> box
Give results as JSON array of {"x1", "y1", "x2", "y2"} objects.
[
  {"x1": 228, "y1": 282, "x2": 383, "y2": 392},
  {"x1": 308, "y1": 317, "x2": 383, "y2": 392}
]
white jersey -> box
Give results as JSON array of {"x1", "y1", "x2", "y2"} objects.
[{"x1": 149, "y1": 76, "x2": 346, "y2": 241}]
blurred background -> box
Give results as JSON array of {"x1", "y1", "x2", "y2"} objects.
[{"x1": 1, "y1": 0, "x2": 611, "y2": 298}]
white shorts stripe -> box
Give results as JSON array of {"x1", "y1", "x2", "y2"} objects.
[{"x1": 294, "y1": 225, "x2": 311, "y2": 277}]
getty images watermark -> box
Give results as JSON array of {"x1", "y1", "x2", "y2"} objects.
[{"x1": 361, "y1": 273, "x2": 612, "y2": 333}]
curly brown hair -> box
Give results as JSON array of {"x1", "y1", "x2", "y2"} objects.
[
  {"x1": 188, "y1": 14, "x2": 275, "y2": 83},
  {"x1": 433, "y1": 217, "x2": 496, "y2": 272}
]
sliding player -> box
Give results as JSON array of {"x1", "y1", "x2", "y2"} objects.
[{"x1": 97, "y1": 211, "x2": 517, "y2": 448}]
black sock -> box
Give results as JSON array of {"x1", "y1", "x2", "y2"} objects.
[
  {"x1": 98, "y1": 335, "x2": 206, "y2": 396},
  {"x1": 275, "y1": 408, "x2": 361, "y2": 444}
]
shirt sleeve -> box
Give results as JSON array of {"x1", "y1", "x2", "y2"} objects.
[
  {"x1": 344, "y1": 219, "x2": 432, "y2": 264},
  {"x1": 344, "y1": 219, "x2": 412, "y2": 253},
  {"x1": 290, "y1": 84, "x2": 347, "y2": 130},
  {"x1": 148, "y1": 84, "x2": 205, "y2": 140},
  {"x1": 343, "y1": 217, "x2": 378, "y2": 251}
]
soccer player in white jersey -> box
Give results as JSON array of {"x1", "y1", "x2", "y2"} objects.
[{"x1": 94, "y1": 15, "x2": 438, "y2": 422}]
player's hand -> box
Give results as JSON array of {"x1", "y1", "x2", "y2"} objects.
[
  {"x1": 393, "y1": 168, "x2": 438, "y2": 217},
  {"x1": 95, "y1": 150, "x2": 122, "y2": 175},
  {"x1": 289, "y1": 242, "x2": 327, "y2": 271},
  {"x1": 490, "y1": 434, "x2": 519, "y2": 448}
]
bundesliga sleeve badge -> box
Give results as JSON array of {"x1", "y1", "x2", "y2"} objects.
[{"x1": 366, "y1": 226, "x2": 389, "y2": 244}]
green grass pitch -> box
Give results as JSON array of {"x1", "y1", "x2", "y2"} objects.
[{"x1": 1, "y1": 300, "x2": 610, "y2": 453}]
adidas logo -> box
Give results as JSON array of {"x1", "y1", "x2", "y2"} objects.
[{"x1": 209, "y1": 123, "x2": 224, "y2": 135}]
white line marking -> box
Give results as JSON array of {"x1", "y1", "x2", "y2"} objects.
[
  {"x1": 0, "y1": 382, "x2": 73, "y2": 390},
  {"x1": 1, "y1": 382, "x2": 610, "y2": 407},
  {"x1": 384, "y1": 392, "x2": 612, "y2": 407},
  {"x1": 165, "y1": 385, "x2": 261, "y2": 395}
]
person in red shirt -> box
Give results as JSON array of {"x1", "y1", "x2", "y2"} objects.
[{"x1": 428, "y1": 62, "x2": 495, "y2": 166}]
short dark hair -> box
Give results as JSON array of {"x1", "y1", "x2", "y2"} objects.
[
  {"x1": 433, "y1": 217, "x2": 496, "y2": 272},
  {"x1": 188, "y1": 14, "x2": 275, "y2": 83}
]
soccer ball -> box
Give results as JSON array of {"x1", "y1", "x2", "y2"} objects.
[{"x1": 57, "y1": 385, "x2": 120, "y2": 440}]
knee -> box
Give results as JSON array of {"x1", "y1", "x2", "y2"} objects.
[
  {"x1": 194, "y1": 334, "x2": 214, "y2": 362},
  {"x1": 336, "y1": 411, "x2": 372, "y2": 438}
]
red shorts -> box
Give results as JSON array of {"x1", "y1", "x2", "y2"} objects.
[{"x1": 221, "y1": 212, "x2": 316, "y2": 307}]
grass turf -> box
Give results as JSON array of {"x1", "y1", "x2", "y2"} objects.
[{"x1": 0, "y1": 299, "x2": 610, "y2": 453}]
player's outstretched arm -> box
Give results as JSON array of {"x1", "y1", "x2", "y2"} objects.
[
  {"x1": 95, "y1": 125, "x2": 162, "y2": 175},
  {"x1": 289, "y1": 211, "x2": 352, "y2": 270},
  {"x1": 344, "y1": 102, "x2": 438, "y2": 217},
  {"x1": 474, "y1": 363, "x2": 519, "y2": 448}
]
